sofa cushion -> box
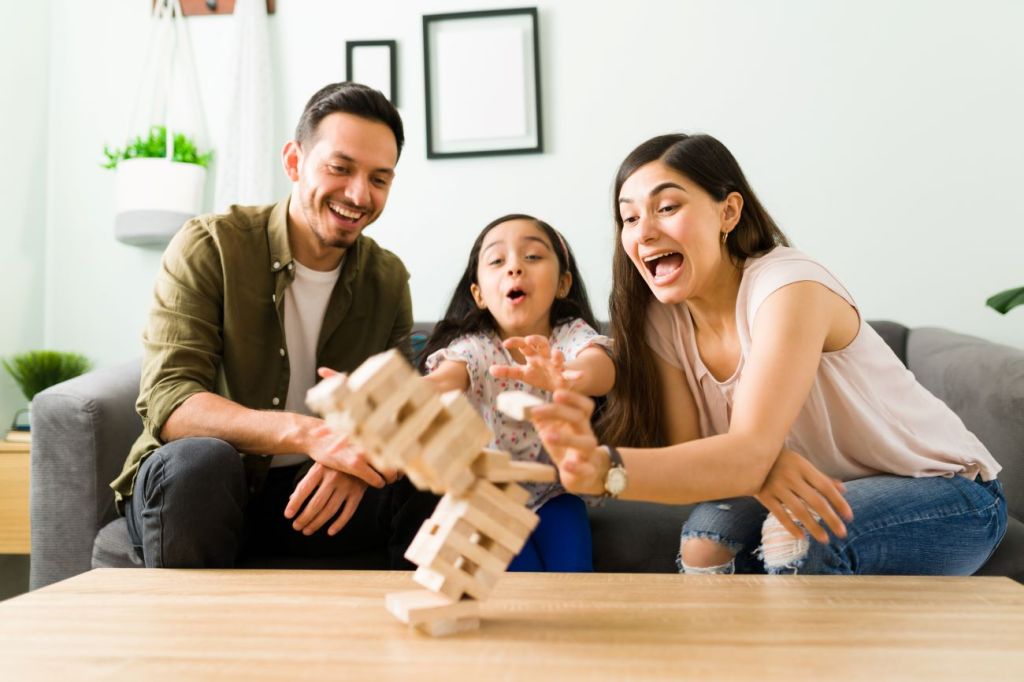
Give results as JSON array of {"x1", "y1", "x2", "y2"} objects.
[
  {"x1": 590, "y1": 500, "x2": 692, "y2": 573},
  {"x1": 92, "y1": 518, "x2": 142, "y2": 569}
]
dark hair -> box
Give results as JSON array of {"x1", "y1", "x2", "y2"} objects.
[
  {"x1": 294, "y1": 82, "x2": 405, "y2": 158},
  {"x1": 598, "y1": 133, "x2": 790, "y2": 447},
  {"x1": 419, "y1": 214, "x2": 600, "y2": 372}
]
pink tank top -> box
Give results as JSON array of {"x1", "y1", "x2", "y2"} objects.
[{"x1": 645, "y1": 246, "x2": 1001, "y2": 482}]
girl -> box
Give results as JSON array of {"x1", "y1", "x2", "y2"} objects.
[
  {"x1": 529, "y1": 134, "x2": 1006, "y2": 576},
  {"x1": 420, "y1": 214, "x2": 615, "y2": 572}
]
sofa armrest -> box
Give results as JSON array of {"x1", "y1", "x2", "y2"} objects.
[{"x1": 29, "y1": 361, "x2": 142, "y2": 589}]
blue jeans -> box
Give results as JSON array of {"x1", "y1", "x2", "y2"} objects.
[
  {"x1": 679, "y1": 474, "x2": 1007, "y2": 575},
  {"x1": 508, "y1": 494, "x2": 594, "y2": 572}
]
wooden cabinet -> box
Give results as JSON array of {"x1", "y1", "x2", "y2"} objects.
[{"x1": 0, "y1": 440, "x2": 30, "y2": 554}]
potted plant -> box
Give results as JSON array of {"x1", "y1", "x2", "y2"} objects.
[
  {"x1": 987, "y1": 287, "x2": 1024, "y2": 315},
  {"x1": 102, "y1": 125, "x2": 213, "y2": 247},
  {"x1": 2, "y1": 351, "x2": 91, "y2": 441}
]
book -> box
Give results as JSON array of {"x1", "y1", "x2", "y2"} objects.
[{"x1": 5, "y1": 430, "x2": 31, "y2": 444}]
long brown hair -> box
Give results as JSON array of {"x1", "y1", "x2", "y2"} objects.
[
  {"x1": 598, "y1": 134, "x2": 790, "y2": 447},
  {"x1": 419, "y1": 214, "x2": 599, "y2": 372}
]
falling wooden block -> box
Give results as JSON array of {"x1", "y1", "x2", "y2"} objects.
[
  {"x1": 471, "y1": 448, "x2": 556, "y2": 484},
  {"x1": 496, "y1": 390, "x2": 545, "y2": 421},
  {"x1": 385, "y1": 590, "x2": 480, "y2": 637}
]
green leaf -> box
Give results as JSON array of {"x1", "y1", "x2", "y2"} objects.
[
  {"x1": 986, "y1": 287, "x2": 1024, "y2": 315},
  {"x1": 2, "y1": 351, "x2": 92, "y2": 402},
  {"x1": 100, "y1": 124, "x2": 211, "y2": 169}
]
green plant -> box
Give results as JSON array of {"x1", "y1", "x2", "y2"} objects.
[
  {"x1": 102, "y1": 125, "x2": 213, "y2": 169},
  {"x1": 987, "y1": 287, "x2": 1024, "y2": 315},
  {"x1": 2, "y1": 351, "x2": 92, "y2": 402}
]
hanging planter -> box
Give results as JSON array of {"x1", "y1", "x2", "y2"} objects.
[
  {"x1": 103, "y1": 0, "x2": 211, "y2": 247},
  {"x1": 104, "y1": 126, "x2": 211, "y2": 246}
]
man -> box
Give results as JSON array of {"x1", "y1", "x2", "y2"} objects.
[{"x1": 112, "y1": 82, "x2": 436, "y2": 568}]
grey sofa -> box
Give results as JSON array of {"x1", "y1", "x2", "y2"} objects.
[{"x1": 29, "y1": 322, "x2": 1024, "y2": 590}]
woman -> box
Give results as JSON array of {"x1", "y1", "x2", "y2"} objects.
[{"x1": 529, "y1": 133, "x2": 1006, "y2": 575}]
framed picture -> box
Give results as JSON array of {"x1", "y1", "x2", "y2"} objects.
[
  {"x1": 346, "y1": 40, "x2": 398, "y2": 106},
  {"x1": 423, "y1": 8, "x2": 543, "y2": 159}
]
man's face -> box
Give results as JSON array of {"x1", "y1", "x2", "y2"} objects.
[{"x1": 284, "y1": 112, "x2": 399, "y2": 250}]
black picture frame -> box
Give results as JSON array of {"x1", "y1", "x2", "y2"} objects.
[
  {"x1": 422, "y1": 7, "x2": 543, "y2": 159},
  {"x1": 346, "y1": 40, "x2": 398, "y2": 106}
]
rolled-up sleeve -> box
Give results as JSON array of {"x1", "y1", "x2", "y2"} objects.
[{"x1": 136, "y1": 218, "x2": 225, "y2": 442}]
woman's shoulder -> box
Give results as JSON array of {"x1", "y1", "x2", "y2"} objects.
[{"x1": 740, "y1": 246, "x2": 855, "y2": 310}]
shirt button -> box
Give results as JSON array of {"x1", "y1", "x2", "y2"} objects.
[
  {"x1": 272, "y1": 397, "x2": 280, "y2": 406},
  {"x1": 271, "y1": 294, "x2": 276, "y2": 303},
  {"x1": 279, "y1": 348, "x2": 286, "y2": 357},
  {"x1": 287, "y1": 263, "x2": 294, "y2": 271},
  {"x1": 272, "y1": 261, "x2": 281, "y2": 270}
]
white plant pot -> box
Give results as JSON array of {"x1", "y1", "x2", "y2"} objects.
[{"x1": 114, "y1": 158, "x2": 206, "y2": 246}]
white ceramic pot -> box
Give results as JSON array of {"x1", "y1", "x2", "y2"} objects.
[{"x1": 114, "y1": 158, "x2": 206, "y2": 246}]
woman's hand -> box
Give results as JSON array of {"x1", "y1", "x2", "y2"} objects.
[
  {"x1": 529, "y1": 389, "x2": 607, "y2": 496},
  {"x1": 490, "y1": 335, "x2": 582, "y2": 392},
  {"x1": 755, "y1": 448, "x2": 854, "y2": 543}
]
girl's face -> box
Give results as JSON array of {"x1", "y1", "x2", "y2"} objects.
[
  {"x1": 618, "y1": 160, "x2": 741, "y2": 305},
  {"x1": 471, "y1": 219, "x2": 571, "y2": 339}
]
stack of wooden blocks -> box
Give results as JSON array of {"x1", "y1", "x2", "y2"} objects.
[{"x1": 307, "y1": 349, "x2": 551, "y2": 636}]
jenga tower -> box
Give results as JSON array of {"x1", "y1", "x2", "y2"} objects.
[{"x1": 307, "y1": 350, "x2": 552, "y2": 636}]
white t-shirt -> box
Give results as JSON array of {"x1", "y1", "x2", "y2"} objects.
[
  {"x1": 272, "y1": 258, "x2": 343, "y2": 468},
  {"x1": 645, "y1": 246, "x2": 1001, "y2": 482}
]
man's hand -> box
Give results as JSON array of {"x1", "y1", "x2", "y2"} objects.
[
  {"x1": 304, "y1": 367, "x2": 401, "y2": 486},
  {"x1": 490, "y1": 335, "x2": 582, "y2": 392},
  {"x1": 755, "y1": 449, "x2": 854, "y2": 543},
  {"x1": 284, "y1": 463, "x2": 368, "y2": 536}
]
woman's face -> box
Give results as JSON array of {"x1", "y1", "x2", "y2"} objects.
[{"x1": 618, "y1": 160, "x2": 739, "y2": 305}]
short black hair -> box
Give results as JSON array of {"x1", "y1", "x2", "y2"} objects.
[{"x1": 294, "y1": 82, "x2": 405, "y2": 158}]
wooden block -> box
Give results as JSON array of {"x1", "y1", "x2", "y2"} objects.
[
  {"x1": 382, "y1": 395, "x2": 446, "y2": 472},
  {"x1": 471, "y1": 479, "x2": 540, "y2": 529},
  {"x1": 436, "y1": 493, "x2": 534, "y2": 556},
  {"x1": 304, "y1": 372, "x2": 350, "y2": 416},
  {"x1": 496, "y1": 390, "x2": 545, "y2": 421},
  {"x1": 384, "y1": 590, "x2": 478, "y2": 626},
  {"x1": 473, "y1": 457, "x2": 556, "y2": 484},
  {"x1": 347, "y1": 350, "x2": 416, "y2": 405},
  {"x1": 361, "y1": 375, "x2": 435, "y2": 446}
]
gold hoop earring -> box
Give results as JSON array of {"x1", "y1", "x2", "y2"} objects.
[{"x1": 721, "y1": 231, "x2": 729, "y2": 246}]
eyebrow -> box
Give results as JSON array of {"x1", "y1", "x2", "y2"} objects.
[
  {"x1": 618, "y1": 181, "x2": 687, "y2": 204},
  {"x1": 482, "y1": 235, "x2": 554, "y2": 254},
  {"x1": 327, "y1": 152, "x2": 395, "y2": 176}
]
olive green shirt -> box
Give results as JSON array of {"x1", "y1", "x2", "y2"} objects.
[{"x1": 111, "y1": 198, "x2": 413, "y2": 509}]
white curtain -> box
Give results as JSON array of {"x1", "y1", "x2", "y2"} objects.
[{"x1": 214, "y1": 0, "x2": 275, "y2": 212}]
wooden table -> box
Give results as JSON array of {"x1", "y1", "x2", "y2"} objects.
[
  {"x1": 0, "y1": 440, "x2": 30, "y2": 554},
  {"x1": 1, "y1": 569, "x2": 1022, "y2": 680}
]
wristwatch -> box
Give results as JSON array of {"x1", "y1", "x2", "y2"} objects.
[{"x1": 602, "y1": 445, "x2": 628, "y2": 498}]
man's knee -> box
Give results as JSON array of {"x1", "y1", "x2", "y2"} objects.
[{"x1": 144, "y1": 437, "x2": 244, "y2": 495}]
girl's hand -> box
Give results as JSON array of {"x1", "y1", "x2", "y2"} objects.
[
  {"x1": 529, "y1": 389, "x2": 607, "y2": 496},
  {"x1": 755, "y1": 449, "x2": 854, "y2": 543},
  {"x1": 490, "y1": 335, "x2": 582, "y2": 392}
]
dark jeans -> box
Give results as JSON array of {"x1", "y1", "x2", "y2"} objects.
[{"x1": 124, "y1": 437, "x2": 439, "y2": 569}]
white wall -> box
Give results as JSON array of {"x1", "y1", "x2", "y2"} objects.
[
  {"x1": 0, "y1": 0, "x2": 50, "y2": 423},
  {"x1": 27, "y1": 0, "x2": 1024, "y2": 383}
]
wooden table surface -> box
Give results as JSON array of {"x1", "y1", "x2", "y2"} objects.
[{"x1": 1, "y1": 569, "x2": 1022, "y2": 680}]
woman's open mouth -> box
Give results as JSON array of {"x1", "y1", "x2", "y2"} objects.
[{"x1": 642, "y1": 251, "x2": 684, "y2": 285}]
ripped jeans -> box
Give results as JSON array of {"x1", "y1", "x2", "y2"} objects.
[{"x1": 678, "y1": 474, "x2": 1007, "y2": 575}]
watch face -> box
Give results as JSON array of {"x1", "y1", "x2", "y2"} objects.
[{"x1": 605, "y1": 466, "x2": 628, "y2": 496}]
